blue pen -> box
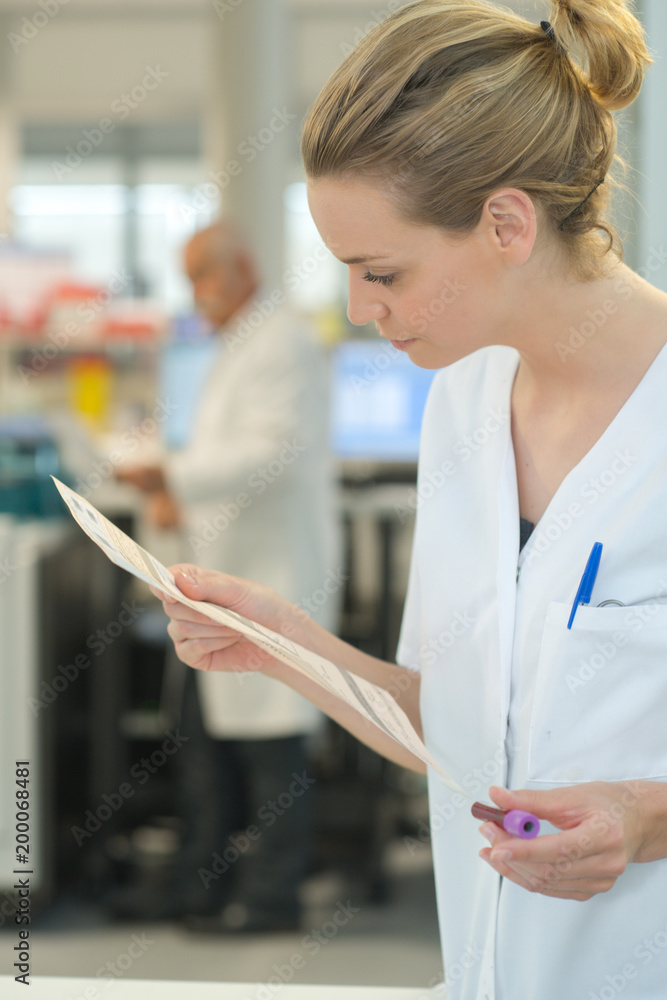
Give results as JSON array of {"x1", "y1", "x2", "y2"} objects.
[{"x1": 568, "y1": 542, "x2": 603, "y2": 629}]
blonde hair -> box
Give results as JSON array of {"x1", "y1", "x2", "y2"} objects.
[{"x1": 301, "y1": 0, "x2": 651, "y2": 280}]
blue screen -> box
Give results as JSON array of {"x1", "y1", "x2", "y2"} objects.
[
  {"x1": 330, "y1": 340, "x2": 440, "y2": 461},
  {"x1": 159, "y1": 336, "x2": 220, "y2": 451}
]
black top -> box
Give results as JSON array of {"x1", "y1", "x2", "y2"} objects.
[{"x1": 519, "y1": 517, "x2": 535, "y2": 552}]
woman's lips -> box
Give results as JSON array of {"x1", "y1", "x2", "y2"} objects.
[{"x1": 376, "y1": 325, "x2": 419, "y2": 350}]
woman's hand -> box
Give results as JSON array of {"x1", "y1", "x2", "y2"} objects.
[
  {"x1": 478, "y1": 781, "x2": 667, "y2": 901},
  {"x1": 152, "y1": 563, "x2": 305, "y2": 675},
  {"x1": 154, "y1": 564, "x2": 428, "y2": 774}
]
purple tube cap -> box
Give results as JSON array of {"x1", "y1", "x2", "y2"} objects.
[{"x1": 504, "y1": 809, "x2": 540, "y2": 839}]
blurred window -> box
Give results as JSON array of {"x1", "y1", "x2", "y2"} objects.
[
  {"x1": 13, "y1": 135, "x2": 347, "y2": 316},
  {"x1": 12, "y1": 123, "x2": 211, "y2": 313},
  {"x1": 10, "y1": 182, "x2": 211, "y2": 313}
]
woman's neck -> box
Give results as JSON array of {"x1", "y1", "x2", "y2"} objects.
[{"x1": 504, "y1": 263, "x2": 667, "y2": 411}]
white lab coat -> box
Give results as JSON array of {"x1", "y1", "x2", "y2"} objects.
[
  {"x1": 397, "y1": 343, "x2": 667, "y2": 1000},
  {"x1": 165, "y1": 298, "x2": 339, "y2": 739}
]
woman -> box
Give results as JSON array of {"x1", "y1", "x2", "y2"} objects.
[{"x1": 157, "y1": 1, "x2": 667, "y2": 996}]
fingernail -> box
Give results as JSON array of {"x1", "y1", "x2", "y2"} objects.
[
  {"x1": 491, "y1": 849, "x2": 512, "y2": 863},
  {"x1": 177, "y1": 571, "x2": 197, "y2": 586},
  {"x1": 481, "y1": 824, "x2": 496, "y2": 844}
]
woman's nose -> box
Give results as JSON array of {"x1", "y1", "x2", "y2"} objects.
[{"x1": 346, "y1": 274, "x2": 390, "y2": 327}]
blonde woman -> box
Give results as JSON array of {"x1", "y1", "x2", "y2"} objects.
[{"x1": 157, "y1": 1, "x2": 667, "y2": 996}]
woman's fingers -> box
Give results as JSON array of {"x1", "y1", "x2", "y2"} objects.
[
  {"x1": 150, "y1": 565, "x2": 255, "y2": 623},
  {"x1": 480, "y1": 855, "x2": 604, "y2": 900},
  {"x1": 170, "y1": 565, "x2": 255, "y2": 611},
  {"x1": 161, "y1": 597, "x2": 226, "y2": 626},
  {"x1": 155, "y1": 564, "x2": 287, "y2": 676},
  {"x1": 479, "y1": 846, "x2": 616, "y2": 898},
  {"x1": 478, "y1": 797, "x2": 631, "y2": 900},
  {"x1": 172, "y1": 634, "x2": 239, "y2": 658},
  {"x1": 167, "y1": 619, "x2": 239, "y2": 642},
  {"x1": 173, "y1": 635, "x2": 269, "y2": 674}
]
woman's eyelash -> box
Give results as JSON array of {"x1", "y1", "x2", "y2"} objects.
[{"x1": 362, "y1": 271, "x2": 396, "y2": 287}]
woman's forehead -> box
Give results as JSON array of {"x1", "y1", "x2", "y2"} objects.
[{"x1": 307, "y1": 177, "x2": 431, "y2": 258}]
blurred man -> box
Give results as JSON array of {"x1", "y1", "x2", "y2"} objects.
[{"x1": 117, "y1": 220, "x2": 339, "y2": 932}]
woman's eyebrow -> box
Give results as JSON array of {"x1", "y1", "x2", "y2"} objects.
[{"x1": 340, "y1": 253, "x2": 394, "y2": 265}]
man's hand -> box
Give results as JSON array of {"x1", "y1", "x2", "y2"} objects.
[
  {"x1": 147, "y1": 489, "x2": 181, "y2": 530},
  {"x1": 116, "y1": 465, "x2": 166, "y2": 493}
]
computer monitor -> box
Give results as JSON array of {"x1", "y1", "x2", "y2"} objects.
[
  {"x1": 330, "y1": 339, "x2": 440, "y2": 462},
  {"x1": 158, "y1": 330, "x2": 220, "y2": 451},
  {"x1": 160, "y1": 333, "x2": 440, "y2": 463}
]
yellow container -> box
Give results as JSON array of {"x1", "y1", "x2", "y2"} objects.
[{"x1": 68, "y1": 355, "x2": 113, "y2": 430}]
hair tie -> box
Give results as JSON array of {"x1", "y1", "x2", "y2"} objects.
[
  {"x1": 560, "y1": 178, "x2": 605, "y2": 231},
  {"x1": 540, "y1": 20, "x2": 557, "y2": 43}
]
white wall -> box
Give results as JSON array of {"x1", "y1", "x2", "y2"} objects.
[
  {"x1": 3, "y1": 14, "x2": 207, "y2": 122},
  {"x1": 636, "y1": 0, "x2": 667, "y2": 290}
]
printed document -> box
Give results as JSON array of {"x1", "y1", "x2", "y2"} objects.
[{"x1": 52, "y1": 477, "x2": 465, "y2": 793}]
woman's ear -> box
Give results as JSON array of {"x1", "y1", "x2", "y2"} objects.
[{"x1": 481, "y1": 188, "x2": 537, "y2": 265}]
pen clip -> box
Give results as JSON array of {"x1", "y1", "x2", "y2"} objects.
[{"x1": 567, "y1": 542, "x2": 603, "y2": 630}]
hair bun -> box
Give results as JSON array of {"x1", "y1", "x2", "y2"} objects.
[{"x1": 551, "y1": 0, "x2": 651, "y2": 110}]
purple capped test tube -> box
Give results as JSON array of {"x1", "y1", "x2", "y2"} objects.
[{"x1": 471, "y1": 801, "x2": 540, "y2": 839}]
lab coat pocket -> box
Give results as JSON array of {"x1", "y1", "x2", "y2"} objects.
[{"x1": 528, "y1": 601, "x2": 667, "y2": 783}]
